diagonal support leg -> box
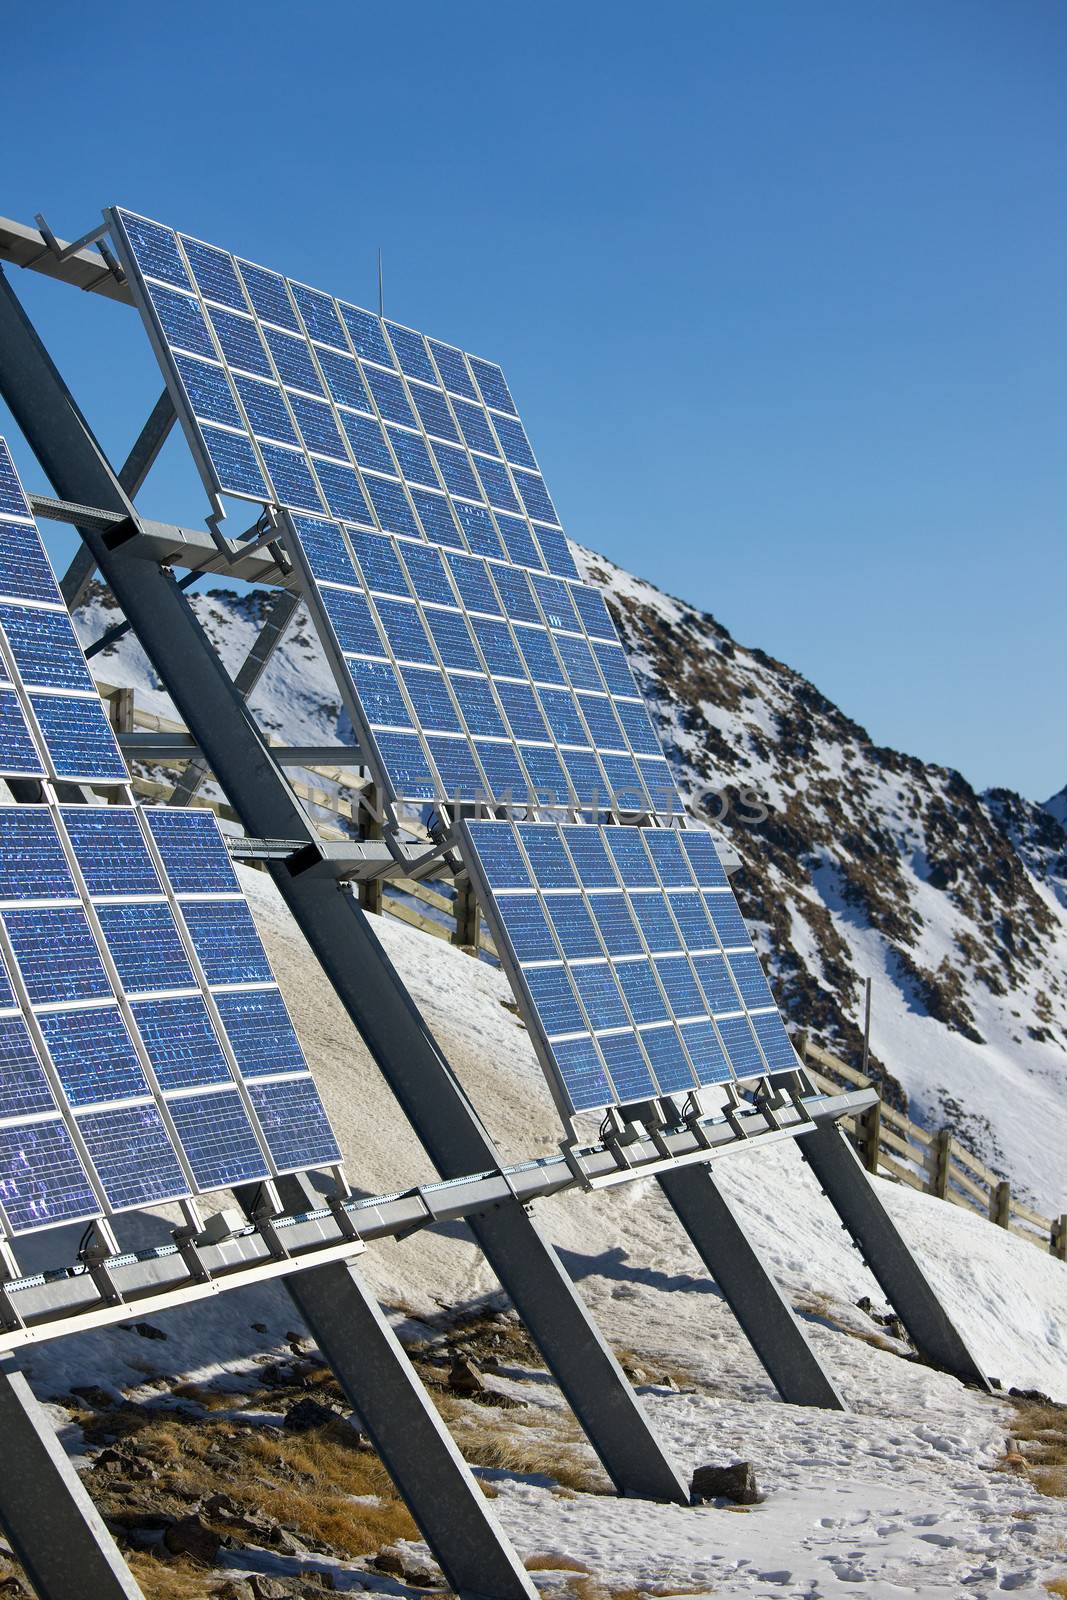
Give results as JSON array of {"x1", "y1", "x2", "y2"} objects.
[
  {"x1": 0, "y1": 267, "x2": 690, "y2": 1506},
  {"x1": 658, "y1": 1162, "x2": 846, "y2": 1409},
  {"x1": 281, "y1": 1257, "x2": 536, "y2": 1600},
  {"x1": 60, "y1": 386, "x2": 174, "y2": 609},
  {"x1": 0, "y1": 1359, "x2": 144, "y2": 1600},
  {"x1": 799, "y1": 1121, "x2": 989, "y2": 1388}
]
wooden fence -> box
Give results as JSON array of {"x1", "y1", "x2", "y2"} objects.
[
  {"x1": 98, "y1": 681, "x2": 1066, "y2": 1262},
  {"x1": 800, "y1": 1038, "x2": 1066, "y2": 1260}
]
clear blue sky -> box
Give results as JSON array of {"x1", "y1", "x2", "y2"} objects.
[{"x1": 3, "y1": 0, "x2": 1063, "y2": 800}]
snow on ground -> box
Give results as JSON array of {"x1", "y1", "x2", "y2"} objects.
[{"x1": 20, "y1": 871, "x2": 1067, "y2": 1598}]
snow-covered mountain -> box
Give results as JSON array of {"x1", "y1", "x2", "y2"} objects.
[{"x1": 75, "y1": 555, "x2": 1067, "y2": 1215}]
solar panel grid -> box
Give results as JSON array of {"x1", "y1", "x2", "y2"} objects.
[
  {"x1": 0, "y1": 804, "x2": 341, "y2": 1235},
  {"x1": 109, "y1": 211, "x2": 685, "y2": 820},
  {"x1": 0, "y1": 441, "x2": 128, "y2": 786},
  {"x1": 460, "y1": 819, "x2": 796, "y2": 1118}
]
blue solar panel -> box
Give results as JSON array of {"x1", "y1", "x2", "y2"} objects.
[
  {"x1": 452, "y1": 676, "x2": 506, "y2": 738},
  {"x1": 132, "y1": 995, "x2": 231, "y2": 1091},
  {"x1": 0, "y1": 1120, "x2": 97, "y2": 1232},
  {"x1": 0, "y1": 517, "x2": 62, "y2": 605},
  {"x1": 201, "y1": 425, "x2": 269, "y2": 498},
  {"x1": 429, "y1": 340, "x2": 477, "y2": 399},
  {"x1": 179, "y1": 355, "x2": 244, "y2": 431},
  {"x1": 461, "y1": 821, "x2": 788, "y2": 1114},
  {"x1": 386, "y1": 323, "x2": 437, "y2": 384},
  {"x1": 0, "y1": 605, "x2": 95, "y2": 693},
  {"x1": 95, "y1": 903, "x2": 195, "y2": 994},
  {"x1": 571, "y1": 963, "x2": 629, "y2": 1030},
  {"x1": 727, "y1": 951, "x2": 775, "y2": 1009},
  {"x1": 213, "y1": 988, "x2": 308, "y2": 1079},
  {"x1": 28, "y1": 695, "x2": 127, "y2": 784},
  {"x1": 0, "y1": 1016, "x2": 56, "y2": 1119},
  {"x1": 288, "y1": 514, "x2": 357, "y2": 586},
  {"x1": 247, "y1": 1077, "x2": 341, "y2": 1171},
  {"x1": 350, "y1": 531, "x2": 408, "y2": 598},
  {"x1": 0, "y1": 808, "x2": 75, "y2": 901},
  {"x1": 598, "y1": 1031, "x2": 657, "y2": 1102},
  {"x1": 264, "y1": 328, "x2": 324, "y2": 395},
  {"x1": 704, "y1": 891, "x2": 750, "y2": 948},
  {"x1": 167, "y1": 1089, "x2": 269, "y2": 1189},
  {"x1": 180, "y1": 901, "x2": 274, "y2": 986},
  {"x1": 78, "y1": 1103, "x2": 189, "y2": 1209},
  {"x1": 3, "y1": 906, "x2": 111, "y2": 1004},
  {"x1": 62, "y1": 806, "x2": 161, "y2": 896},
  {"x1": 321, "y1": 587, "x2": 383, "y2": 657},
  {"x1": 400, "y1": 667, "x2": 460, "y2": 733},
  {"x1": 0, "y1": 690, "x2": 44, "y2": 777},
  {"x1": 112, "y1": 217, "x2": 692, "y2": 822},
  {"x1": 182, "y1": 236, "x2": 246, "y2": 310},
  {"x1": 39, "y1": 1007, "x2": 149, "y2": 1108},
  {"x1": 145, "y1": 808, "x2": 240, "y2": 894},
  {"x1": 523, "y1": 965, "x2": 585, "y2": 1035}
]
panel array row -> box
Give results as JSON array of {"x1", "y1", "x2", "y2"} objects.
[
  {"x1": 0, "y1": 441, "x2": 127, "y2": 786},
  {"x1": 0, "y1": 804, "x2": 340, "y2": 1236},
  {"x1": 460, "y1": 821, "x2": 798, "y2": 1116},
  {"x1": 288, "y1": 515, "x2": 680, "y2": 814}
]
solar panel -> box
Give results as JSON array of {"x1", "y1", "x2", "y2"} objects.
[
  {"x1": 108, "y1": 210, "x2": 685, "y2": 820},
  {"x1": 0, "y1": 441, "x2": 128, "y2": 786},
  {"x1": 0, "y1": 803, "x2": 340, "y2": 1237},
  {"x1": 460, "y1": 819, "x2": 798, "y2": 1119}
]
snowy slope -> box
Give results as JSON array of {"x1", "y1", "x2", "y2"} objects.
[
  {"x1": 21, "y1": 867, "x2": 1067, "y2": 1600},
  {"x1": 75, "y1": 565, "x2": 1067, "y2": 1215}
]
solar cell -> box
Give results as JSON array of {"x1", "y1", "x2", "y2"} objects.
[
  {"x1": 77, "y1": 1103, "x2": 189, "y2": 1210},
  {"x1": 0, "y1": 1120, "x2": 98, "y2": 1231},
  {"x1": 247, "y1": 1077, "x2": 341, "y2": 1171},
  {"x1": 38, "y1": 1007, "x2": 149, "y2": 1108},
  {"x1": 167, "y1": 1089, "x2": 269, "y2": 1189}
]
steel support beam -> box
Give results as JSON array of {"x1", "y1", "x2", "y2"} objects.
[
  {"x1": 60, "y1": 387, "x2": 176, "y2": 609},
  {"x1": 239, "y1": 1169, "x2": 535, "y2": 1600},
  {"x1": 0, "y1": 1359, "x2": 144, "y2": 1600},
  {"x1": 0, "y1": 264, "x2": 689, "y2": 1505},
  {"x1": 798, "y1": 1121, "x2": 990, "y2": 1389},
  {"x1": 657, "y1": 1162, "x2": 845, "y2": 1409}
]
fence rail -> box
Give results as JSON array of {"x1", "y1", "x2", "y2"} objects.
[{"x1": 96, "y1": 679, "x2": 1065, "y2": 1261}]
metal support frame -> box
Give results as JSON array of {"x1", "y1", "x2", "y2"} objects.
[
  {"x1": 798, "y1": 1121, "x2": 989, "y2": 1388},
  {"x1": 250, "y1": 1173, "x2": 537, "y2": 1600},
  {"x1": 0, "y1": 263, "x2": 690, "y2": 1505},
  {"x1": 0, "y1": 1359, "x2": 145, "y2": 1600},
  {"x1": 170, "y1": 586, "x2": 301, "y2": 805},
  {"x1": 657, "y1": 1163, "x2": 845, "y2": 1409},
  {"x1": 60, "y1": 386, "x2": 175, "y2": 609}
]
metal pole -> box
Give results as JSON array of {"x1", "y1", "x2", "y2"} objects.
[
  {"x1": 657, "y1": 1163, "x2": 845, "y2": 1409},
  {"x1": 799, "y1": 1121, "x2": 989, "y2": 1388},
  {"x1": 0, "y1": 1359, "x2": 145, "y2": 1600},
  {"x1": 861, "y1": 977, "x2": 871, "y2": 1079},
  {"x1": 0, "y1": 264, "x2": 690, "y2": 1506}
]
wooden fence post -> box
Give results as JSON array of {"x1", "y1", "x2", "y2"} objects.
[
  {"x1": 108, "y1": 685, "x2": 134, "y2": 734},
  {"x1": 990, "y1": 1180, "x2": 1012, "y2": 1229},
  {"x1": 859, "y1": 1100, "x2": 882, "y2": 1174},
  {"x1": 358, "y1": 785, "x2": 384, "y2": 916},
  {"x1": 1051, "y1": 1215, "x2": 1067, "y2": 1261},
  {"x1": 452, "y1": 877, "x2": 481, "y2": 951},
  {"x1": 928, "y1": 1128, "x2": 954, "y2": 1199}
]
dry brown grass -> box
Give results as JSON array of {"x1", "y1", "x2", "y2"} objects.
[
  {"x1": 612, "y1": 1347, "x2": 697, "y2": 1392},
  {"x1": 1007, "y1": 1398, "x2": 1067, "y2": 1499},
  {"x1": 127, "y1": 1550, "x2": 231, "y2": 1599},
  {"x1": 525, "y1": 1553, "x2": 594, "y2": 1573},
  {"x1": 1044, "y1": 1578, "x2": 1067, "y2": 1597},
  {"x1": 83, "y1": 1401, "x2": 417, "y2": 1566},
  {"x1": 434, "y1": 1390, "x2": 610, "y2": 1495}
]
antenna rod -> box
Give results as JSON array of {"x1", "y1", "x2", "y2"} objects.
[
  {"x1": 378, "y1": 249, "x2": 384, "y2": 318},
  {"x1": 861, "y1": 976, "x2": 872, "y2": 1077}
]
